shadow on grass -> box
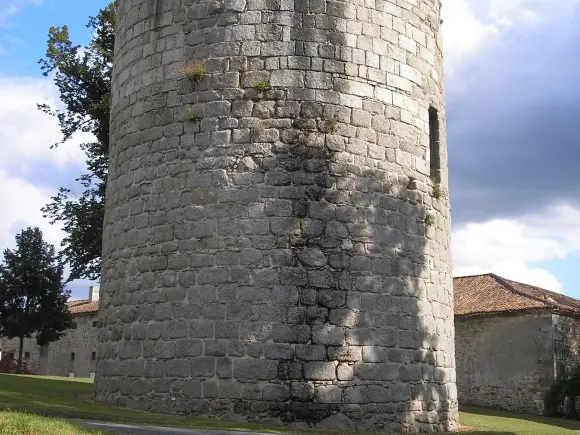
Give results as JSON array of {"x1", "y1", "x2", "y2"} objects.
[{"x1": 462, "y1": 405, "x2": 580, "y2": 431}]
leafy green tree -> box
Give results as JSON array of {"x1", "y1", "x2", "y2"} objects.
[
  {"x1": 38, "y1": 3, "x2": 115, "y2": 282},
  {"x1": 0, "y1": 227, "x2": 72, "y2": 373}
]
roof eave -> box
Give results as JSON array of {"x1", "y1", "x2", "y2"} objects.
[{"x1": 455, "y1": 307, "x2": 580, "y2": 320}]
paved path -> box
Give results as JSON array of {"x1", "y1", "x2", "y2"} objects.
[{"x1": 72, "y1": 420, "x2": 265, "y2": 435}]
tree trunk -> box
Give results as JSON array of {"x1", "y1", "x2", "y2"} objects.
[{"x1": 17, "y1": 336, "x2": 24, "y2": 373}]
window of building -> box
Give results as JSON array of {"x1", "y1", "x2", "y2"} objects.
[
  {"x1": 71, "y1": 352, "x2": 75, "y2": 361},
  {"x1": 428, "y1": 106, "x2": 441, "y2": 183},
  {"x1": 92, "y1": 321, "x2": 98, "y2": 327},
  {"x1": 8, "y1": 352, "x2": 14, "y2": 360},
  {"x1": 91, "y1": 351, "x2": 96, "y2": 361},
  {"x1": 24, "y1": 352, "x2": 30, "y2": 359}
]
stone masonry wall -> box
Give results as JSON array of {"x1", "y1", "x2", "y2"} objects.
[
  {"x1": 95, "y1": 0, "x2": 458, "y2": 432},
  {"x1": 455, "y1": 313, "x2": 555, "y2": 414},
  {"x1": 1, "y1": 313, "x2": 98, "y2": 378},
  {"x1": 553, "y1": 314, "x2": 580, "y2": 380},
  {"x1": 1, "y1": 335, "x2": 41, "y2": 373}
]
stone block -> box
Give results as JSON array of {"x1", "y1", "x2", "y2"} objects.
[
  {"x1": 304, "y1": 362, "x2": 336, "y2": 380},
  {"x1": 317, "y1": 385, "x2": 342, "y2": 403},
  {"x1": 344, "y1": 386, "x2": 370, "y2": 404},
  {"x1": 216, "y1": 357, "x2": 233, "y2": 378},
  {"x1": 354, "y1": 363, "x2": 379, "y2": 380},
  {"x1": 362, "y1": 346, "x2": 389, "y2": 362},
  {"x1": 218, "y1": 380, "x2": 242, "y2": 399},
  {"x1": 317, "y1": 413, "x2": 356, "y2": 430},
  {"x1": 190, "y1": 357, "x2": 215, "y2": 378},
  {"x1": 312, "y1": 325, "x2": 345, "y2": 345},
  {"x1": 296, "y1": 345, "x2": 326, "y2": 361},
  {"x1": 337, "y1": 363, "x2": 354, "y2": 380},
  {"x1": 291, "y1": 382, "x2": 314, "y2": 402},
  {"x1": 204, "y1": 340, "x2": 228, "y2": 357},
  {"x1": 175, "y1": 339, "x2": 203, "y2": 358},
  {"x1": 263, "y1": 384, "x2": 291, "y2": 401},
  {"x1": 234, "y1": 359, "x2": 278, "y2": 380},
  {"x1": 273, "y1": 325, "x2": 310, "y2": 343},
  {"x1": 155, "y1": 341, "x2": 175, "y2": 360},
  {"x1": 265, "y1": 343, "x2": 294, "y2": 360},
  {"x1": 327, "y1": 346, "x2": 362, "y2": 362}
]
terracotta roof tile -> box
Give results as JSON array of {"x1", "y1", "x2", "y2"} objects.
[
  {"x1": 453, "y1": 273, "x2": 580, "y2": 317},
  {"x1": 67, "y1": 299, "x2": 99, "y2": 315}
]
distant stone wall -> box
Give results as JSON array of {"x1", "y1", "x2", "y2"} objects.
[
  {"x1": 1, "y1": 313, "x2": 98, "y2": 378},
  {"x1": 455, "y1": 313, "x2": 554, "y2": 414},
  {"x1": 1, "y1": 335, "x2": 41, "y2": 373}
]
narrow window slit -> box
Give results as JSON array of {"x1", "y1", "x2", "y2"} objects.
[{"x1": 429, "y1": 106, "x2": 441, "y2": 183}]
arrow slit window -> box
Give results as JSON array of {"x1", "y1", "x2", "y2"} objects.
[{"x1": 429, "y1": 107, "x2": 441, "y2": 183}]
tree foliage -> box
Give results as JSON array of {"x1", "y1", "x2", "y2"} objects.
[
  {"x1": 38, "y1": 3, "x2": 115, "y2": 282},
  {"x1": 545, "y1": 364, "x2": 580, "y2": 418},
  {"x1": 0, "y1": 227, "x2": 72, "y2": 372}
]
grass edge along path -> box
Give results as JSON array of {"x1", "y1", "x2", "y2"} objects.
[
  {"x1": 0, "y1": 411, "x2": 110, "y2": 435},
  {"x1": 3, "y1": 374, "x2": 580, "y2": 434}
]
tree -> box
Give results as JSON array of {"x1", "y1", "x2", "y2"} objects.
[
  {"x1": 38, "y1": 3, "x2": 115, "y2": 282},
  {"x1": 0, "y1": 227, "x2": 72, "y2": 373}
]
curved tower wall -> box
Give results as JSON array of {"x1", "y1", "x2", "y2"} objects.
[{"x1": 96, "y1": 0, "x2": 458, "y2": 431}]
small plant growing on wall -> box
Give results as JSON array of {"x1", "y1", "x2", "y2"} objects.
[
  {"x1": 179, "y1": 61, "x2": 207, "y2": 83},
  {"x1": 323, "y1": 115, "x2": 339, "y2": 134},
  {"x1": 432, "y1": 182, "x2": 448, "y2": 200},
  {"x1": 188, "y1": 108, "x2": 201, "y2": 122},
  {"x1": 253, "y1": 79, "x2": 271, "y2": 92},
  {"x1": 425, "y1": 213, "x2": 436, "y2": 227}
]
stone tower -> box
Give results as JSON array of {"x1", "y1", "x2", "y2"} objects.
[{"x1": 95, "y1": 0, "x2": 458, "y2": 431}]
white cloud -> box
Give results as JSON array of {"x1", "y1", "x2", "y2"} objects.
[
  {"x1": 442, "y1": 0, "x2": 577, "y2": 73},
  {"x1": 441, "y1": 0, "x2": 500, "y2": 73},
  {"x1": 451, "y1": 203, "x2": 580, "y2": 293},
  {"x1": 0, "y1": 76, "x2": 89, "y2": 253},
  {"x1": 0, "y1": 169, "x2": 65, "y2": 251},
  {"x1": 0, "y1": 76, "x2": 88, "y2": 175}
]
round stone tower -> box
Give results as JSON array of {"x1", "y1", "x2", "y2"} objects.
[{"x1": 96, "y1": 0, "x2": 458, "y2": 431}]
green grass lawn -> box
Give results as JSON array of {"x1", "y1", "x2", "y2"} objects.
[
  {"x1": 0, "y1": 411, "x2": 109, "y2": 435},
  {"x1": 1, "y1": 374, "x2": 580, "y2": 434}
]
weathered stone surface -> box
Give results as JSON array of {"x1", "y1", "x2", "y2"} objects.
[
  {"x1": 317, "y1": 413, "x2": 356, "y2": 430},
  {"x1": 456, "y1": 313, "x2": 561, "y2": 414},
  {"x1": 297, "y1": 248, "x2": 327, "y2": 267},
  {"x1": 94, "y1": 0, "x2": 458, "y2": 431},
  {"x1": 304, "y1": 362, "x2": 336, "y2": 380}
]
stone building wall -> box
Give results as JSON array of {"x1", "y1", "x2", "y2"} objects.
[
  {"x1": 455, "y1": 313, "x2": 555, "y2": 414},
  {"x1": 95, "y1": 0, "x2": 458, "y2": 432},
  {"x1": 553, "y1": 314, "x2": 580, "y2": 379},
  {"x1": 1, "y1": 335, "x2": 41, "y2": 373},
  {"x1": 1, "y1": 313, "x2": 98, "y2": 378}
]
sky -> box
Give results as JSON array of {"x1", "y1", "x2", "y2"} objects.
[{"x1": 0, "y1": 0, "x2": 579, "y2": 299}]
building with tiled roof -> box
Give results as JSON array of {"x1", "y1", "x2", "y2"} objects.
[
  {"x1": 453, "y1": 273, "x2": 580, "y2": 415},
  {"x1": 0, "y1": 286, "x2": 100, "y2": 377},
  {"x1": 454, "y1": 273, "x2": 580, "y2": 318},
  {"x1": 67, "y1": 298, "x2": 99, "y2": 315}
]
